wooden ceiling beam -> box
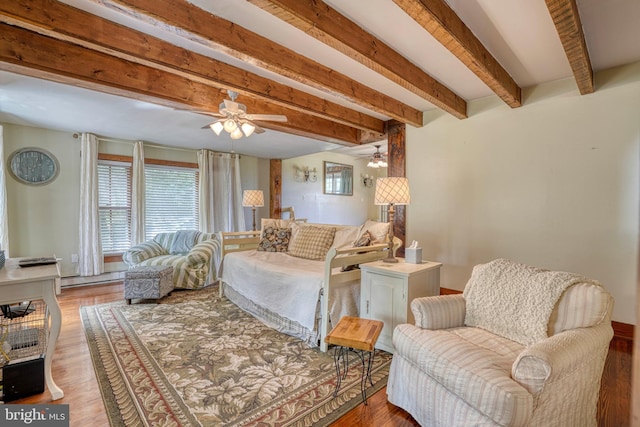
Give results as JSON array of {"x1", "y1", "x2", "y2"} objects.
[
  {"x1": 545, "y1": 0, "x2": 594, "y2": 95},
  {"x1": 0, "y1": 24, "x2": 361, "y2": 146},
  {"x1": 0, "y1": 0, "x2": 384, "y2": 136},
  {"x1": 92, "y1": 0, "x2": 424, "y2": 127},
  {"x1": 248, "y1": 0, "x2": 467, "y2": 120},
  {"x1": 393, "y1": 0, "x2": 522, "y2": 108}
]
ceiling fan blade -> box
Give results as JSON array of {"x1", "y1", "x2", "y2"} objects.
[
  {"x1": 244, "y1": 114, "x2": 287, "y2": 122},
  {"x1": 253, "y1": 124, "x2": 266, "y2": 134},
  {"x1": 176, "y1": 108, "x2": 224, "y2": 117},
  {"x1": 223, "y1": 99, "x2": 240, "y2": 111}
]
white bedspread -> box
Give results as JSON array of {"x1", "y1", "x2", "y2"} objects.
[{"x1": 221, "y1": 250, "x2": 327, "y2": 331}]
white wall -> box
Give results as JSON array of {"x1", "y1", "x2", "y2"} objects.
[
  {"x1": 282, "y1": 151, "x2": 383, "y2": 225},
  {"x1": 406, "y1": 62, "x2": 640, "y2": 325},
  {"x1": 2, "y1": 124, "x2": 266, "y2": 276},
  {"x1": 3, "y1": 125, "x2": 80, "y2": 276}
]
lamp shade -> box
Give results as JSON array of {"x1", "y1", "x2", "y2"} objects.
[
  {"x1": 242, "y1": 190, "x2": 264, "y2": 207},
  {"x1": 374, "y1": 177, "x2": 410, "y2": 205}
]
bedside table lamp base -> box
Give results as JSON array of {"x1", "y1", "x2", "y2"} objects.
[{"x1": 383, "y1": 204, "x2": 398, "y2": 263}]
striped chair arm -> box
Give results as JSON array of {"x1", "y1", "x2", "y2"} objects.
[
  {"x1": 122, "y1": 241, "x2": 166, "y2": 266},
  {"x1": 512, "y1": 321, "x2": 613, "y2": 395},
  {"x1": 411, "y1": 294, "x2": 466, "y2": 329},
  {"x1": 185, "y1": 239, "x2": 219, "y2": 267}
]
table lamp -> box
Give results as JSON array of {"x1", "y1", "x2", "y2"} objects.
[
  {"x1": 242, "y1": 190, "x2": 264, "y2": 231},
  {"x1": 374, "y1": 177, "x2": 410, "y2": 263}
]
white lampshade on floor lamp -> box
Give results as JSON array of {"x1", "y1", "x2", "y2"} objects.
[
  {"x1": 242, "y1": 190, "x2": 264, "y2": 231},
  {"x1": 374, "y1": 177, "x2": 410, "y2": 263}
]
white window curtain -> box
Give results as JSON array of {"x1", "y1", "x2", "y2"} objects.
[
  {"x1": 198, "y1": 150, "x2": 245, "y2": 233},
  {"x1": 0, "y1": 125, "x2": 8, "y2": 256},
  {"x1": 79, "y1": 133, "x2": 104, "y2": 276},
  {"x1": 131, "y1": 140, "x2": 145, "y2": 245}
]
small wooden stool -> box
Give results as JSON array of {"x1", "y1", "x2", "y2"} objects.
[{"x1": 324, "y1": 316, "x2": 383, "y2": 404}]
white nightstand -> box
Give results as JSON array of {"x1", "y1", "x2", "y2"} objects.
[{"x1": 360, "y1": 258, "x2": 442, "y2": 353}]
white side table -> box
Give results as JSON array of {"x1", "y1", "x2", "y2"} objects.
[{"x1": 360, "y1": 258, "x2": 442, "y2": 353}]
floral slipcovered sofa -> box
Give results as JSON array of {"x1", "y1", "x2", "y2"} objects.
[{"x1": 123, "y1": 230, "x2": 221, "y2": 290}]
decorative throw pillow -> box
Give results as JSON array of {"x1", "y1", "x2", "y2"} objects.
[
  {"x1": 331, "y1": 226, "x2": 360, "y2": 250},
  {"x1": 288, "y1": 226, "x2": 336, "y2": 260},
  {"x1": 354, "y1": 230, "x2": 373, "y2": 247},
  {"x1": 357, "y1": 220, "x2": 390, "y2": 244},
  {"x1": 257, "y1": 227, "x2": 291, "y2": 252},
  {"x1": 341, "y1": 230, "x2": 373, "y2": 272}
]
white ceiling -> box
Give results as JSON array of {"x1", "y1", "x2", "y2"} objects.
[{"x1": 1, "y1": 0, "x2": 639, "y2": 159}]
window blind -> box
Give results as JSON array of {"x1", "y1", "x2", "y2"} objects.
[
  {"x1": 144, "y1": 164, "x2": 198, "y2": 241},
  {"x1": 98, "y1": 161, "x2": 132, "y2": 253}
]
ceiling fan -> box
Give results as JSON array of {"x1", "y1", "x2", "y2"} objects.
[
  {"x1": 199, "y1": 90, "x2": 287, "y2": 139},
  {"x1": 366, "y1": 144, "x2": 388, "y2": 168}
]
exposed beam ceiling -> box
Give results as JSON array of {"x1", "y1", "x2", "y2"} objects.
[
  {"x1": 0, "y1": 0, "x2": 386, "y2": 144},
  {"x1": 545, "y1": 0, "x2": 594, "y2": 95},
  {"x1": 393, "y1": 0, "x2": 522, "y2": 108},
  {"x1": 248, "y1": 0, "x2": 467, "y2": 120},
  {"x1": 0, "y1": 23, "x2": 363, "y2": 145},
  {"x1": 1, "y1": 0, "x2": 638, "y2": 158},
  {"x1": 90, "y1": 0, "x2": 423, "y2": 128}
]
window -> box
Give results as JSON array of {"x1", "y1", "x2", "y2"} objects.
[
  {"x1": 144, "y1": 163, "x2": 198, "y2": 241},
  {"x1": 97, "y1": 155, "x2": 198, "y2": 253},
  {"x1": 98, "y1": 160, "x2": 132, "y2": 253}
]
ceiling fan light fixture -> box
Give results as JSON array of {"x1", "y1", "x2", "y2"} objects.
[
  {"x1": 223, "y1": 118, "x2": 238, "y2": 133},
  {"x1": 366, "y1": 145, "x2": 388, "y2": 168},
  {"x1": 241, "y1": 122, "x2": 256, "y2": 137},
  {"x1": 210, "y1": 121, "x2": 224, "y2": 135},
  {"x1": 230, "y1": 127, "x2": 243, "y2": 140}
]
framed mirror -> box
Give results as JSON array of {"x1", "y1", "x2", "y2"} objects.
[{"x1": 323, "y1": 161, "x2": 353, "y2": 196}]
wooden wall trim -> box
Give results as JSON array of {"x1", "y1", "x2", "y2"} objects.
[
  {"x1": 103, "y1": 254, "x2": 123, "y2": 263},
  {"x1": 440, "y1": 287, "x2": 634, "y2": 341},
  {"x1": 270, "y1": 159, "x2": 282, "y2": 218},
  {"x1": 387, "y1": 120, "x2": 406, "y2": 257}
]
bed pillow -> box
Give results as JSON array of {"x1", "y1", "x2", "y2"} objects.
[
  {"x1": 260, "y1": 218, "x2": 293, "y2": 238},
  {"x1": 257, "y1": 227, "x2": 291, "y2": 252},
  {"x1": 331, "y1": 226, "x2": 361, "y2": 250},
  {"x1": 357, "y1": 220, "x2": 390, "y2": 244},
  {"x1": 341, "y1": 230, "x2": 373, "y2": 272},
  {"x1": 288, "y1": 225, "x2": 336, "y2": 260}
]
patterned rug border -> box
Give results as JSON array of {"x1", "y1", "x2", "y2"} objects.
[{"x1": 80, "y1": 287, "x2": 391, "y2": 427}]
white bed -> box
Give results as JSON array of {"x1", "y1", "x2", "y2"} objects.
[{"x1": 219, "y1": 221, "x2": 397, "y2": 351}]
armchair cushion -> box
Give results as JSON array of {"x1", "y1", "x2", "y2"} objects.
[
  {"x1": 170, "y1": 230, "x2": 201, "y2": 254},
  {"x1": 393, "y1": 323, "x2": 532, "y2": 427}
]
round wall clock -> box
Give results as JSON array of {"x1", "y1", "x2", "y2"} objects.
[{"x1": 8, "y1": 148, "x2": 60, "y2": 185}]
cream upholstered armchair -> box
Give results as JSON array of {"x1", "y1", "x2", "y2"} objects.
[{"x1": 387, "y1": 258, "x2": 614, "y2": 427}]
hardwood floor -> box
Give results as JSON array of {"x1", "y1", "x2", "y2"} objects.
[{"x1": 9, "y1": 283, "x2": 632, "y2": 427}]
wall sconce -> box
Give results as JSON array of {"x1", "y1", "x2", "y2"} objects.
[
  {"x1": 362, "y1": 174, "x2": 374, "y2": 188},
  {"x1": 294, "y1": 166, "x2": 317, "y2": 183}
]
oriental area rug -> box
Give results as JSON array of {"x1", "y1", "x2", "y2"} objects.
[{"x1": 80, "y1": 285, "x2": 391, "y2": 426}]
